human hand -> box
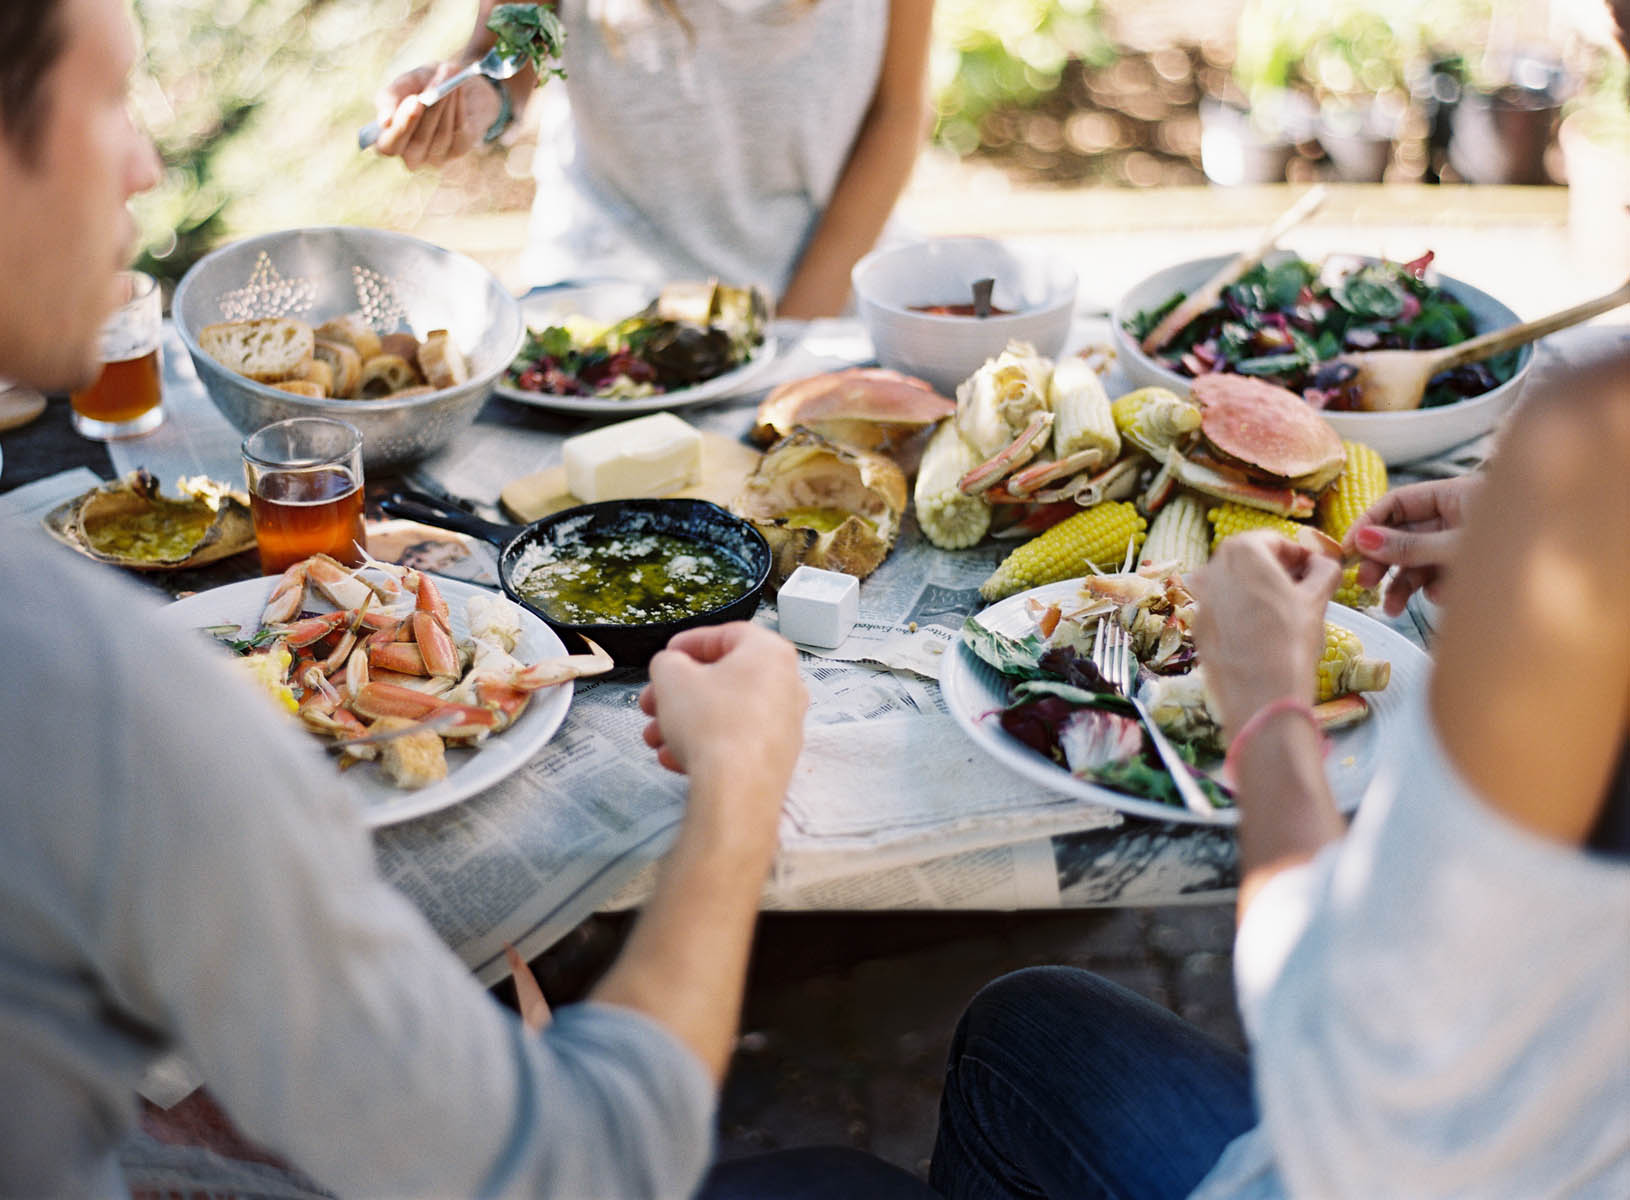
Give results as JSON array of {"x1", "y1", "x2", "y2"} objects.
[
  {"x1": 639, "y1": 622, "x2": 807, "y2": 819},
  {"x1": 1190, "y1": 531, "x2": 1341, "y2": 735},
  {"x1": 1341, "y1": 475, "x2": 1480, "y2": 616},
  {"x1": 372, "y1": 63, "x2": 500, "y2": 169}
]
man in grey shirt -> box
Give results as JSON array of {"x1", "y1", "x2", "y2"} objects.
[{"x1": 0, "y1": 2, "x2": 809, "y2": 1195}]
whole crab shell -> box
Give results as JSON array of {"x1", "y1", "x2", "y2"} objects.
[
  {"x1": 751, "y1": 367, "x2": 953, "y2": 454},
  {"x1": 1192, "y1": 374, "x2": 1345, "y2": 489},
  {"x1": 42, "y1": 469, "x2": 257, "y2": 570}
]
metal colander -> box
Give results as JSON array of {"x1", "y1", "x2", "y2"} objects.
[{"x1": 173, "y1": 226, "x2": 523, "y2": 471}]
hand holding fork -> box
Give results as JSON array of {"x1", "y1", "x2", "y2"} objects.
[{"x1": 1091, "y1": 617, "x2": 1218, "y2": 818}]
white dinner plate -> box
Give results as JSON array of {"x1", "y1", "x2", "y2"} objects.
[
  {"x1": 496, "y1": 279, "x2": 779, "y2": 415},
  {"x1": 159, "y1": 574, "x2": 574, "y2": 828},
  {"x1": 939, "y1": 578, "x2": 1431, "y2": 826}
]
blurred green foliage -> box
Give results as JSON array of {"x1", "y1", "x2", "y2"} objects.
[
  {"x1": 930, "y1": 0, "x2": 1117, "y2": 156},
  {"x1": 130, "y1": 0, "x2": 469, "y2": 285}
]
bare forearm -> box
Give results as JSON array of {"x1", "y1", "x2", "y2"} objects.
[
  {"x1": 589, "y1": 780, "x2": 776, "y2": 1081},
  {"x1": 1233, "y1": 715, "x2": 1345, "y2": 921},
  {"x1": 779, "y1": 101, "x2": 927, "y2": 318}
]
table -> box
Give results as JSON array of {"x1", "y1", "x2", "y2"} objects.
[{"x1": 16, "y1": 184, "x2": 1613, "y2": 980}]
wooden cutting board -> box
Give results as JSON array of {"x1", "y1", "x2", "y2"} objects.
[{"x1": 499, "y1": 431, "x2": 765, "y2": 523}]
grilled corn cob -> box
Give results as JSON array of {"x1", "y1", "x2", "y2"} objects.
[
  {"x1": 980, "y1": 501, "x2": 1146, "y2": 601},
  {"x1": 1318, "y1": 622, "x2": 1391, "y2": 702},
  {"x1": 1318, "y1": 441, "x2": 1387, "y2": 609},
  {"x1": 1111, "y1": 386, "x2": 1201, "y2": 454},
  {"x1": 1207, "y1": 501, "x2": 1304, "y2": 550},
  {"x1": 1317, "y1": 440, "x2": 1388, "y2": 543},
  {"x1": 1140, "y1": 490, "x2": 1210, "y2": 574},
  {"x1": 1048, "y1": 355, "x2": 1120, "y2": 463},
  {"x1": 1209, "y1": 501, "x2": 1379, "y2": 609},
  {"x1": 915, "y1": 420, "x2": 992, "y2": 549}
]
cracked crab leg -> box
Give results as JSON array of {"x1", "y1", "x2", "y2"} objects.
[{"x1": 957, "y1": 411, "x2": 1055, "y2": 495}]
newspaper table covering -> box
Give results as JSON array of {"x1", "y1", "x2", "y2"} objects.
[{"x1": 63, "y1": 314, "x2": 1521, "y2": 985}]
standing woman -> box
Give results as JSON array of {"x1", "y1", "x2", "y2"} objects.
[{"x1": 374, "y1": 0, "x2": 936, "y2": 317}]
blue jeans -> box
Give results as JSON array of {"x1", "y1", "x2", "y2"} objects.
[{"x1": 930, "y1": 967, "x2": 1257, "y2": 1199}]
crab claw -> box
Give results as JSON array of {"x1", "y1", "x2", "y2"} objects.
[
  {"x1": 350, "y1": 683, "x2": 500, "y2": 740},
  {"x1": 957, "y1": 411, "x2": 1055, "y2": 495},
  {"x1": 408, "y1": 570, "x2": 452, "y2": 631},
  {"x1": 262, "y1": 561, "x2": 311, "y2": 624},
  {"x1": 508, "y1": 637, "x2": 615, "y2": 691},
  {"x1": 1003, "y1": 445, "x2": 1106, "y2": 498}
]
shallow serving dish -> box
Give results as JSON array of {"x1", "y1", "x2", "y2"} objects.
[
  {"x1": 852, "y1": 237, "x2": 1078, "y2": 396},
  {"x1": 379, "y1": 493, "x2": 773, "y2": 668},
  {"x1": 1110, "y1": 254, "x2": 1533, "y2": 465},
  {"x1": 173, "y1": 226, "x2": 523, "y2": 472}
]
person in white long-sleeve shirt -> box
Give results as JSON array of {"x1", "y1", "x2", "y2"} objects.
[{"x1": 927, "y1": 254, "x2": 1630, "y2": 1200}]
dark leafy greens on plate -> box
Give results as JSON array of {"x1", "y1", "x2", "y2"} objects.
[
  {"x1": 962, "y1": 615, "x2": 1232, "y2": 812},
  {"x1": 1125, "y1": 251, "x2": 1521, "y2": 410},
  {"x1": 486, "y1": 3, "x2": 567, "y2": 82},
  {"x1": 507, "y1": 281, "x2": 769, "y2": 399}
]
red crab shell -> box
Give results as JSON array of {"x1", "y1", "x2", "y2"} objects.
[
  {"x1": 751, "y1": 368, "x2": 954, "y2": 455},
  {"x1": 1191, "y1": 374, "x2": 1345, "y2": 490}
]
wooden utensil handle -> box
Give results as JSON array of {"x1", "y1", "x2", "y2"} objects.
[
  {"x1": 1141, "y1": 185, "x2": 1328, "y2": 355},
  {"x1": 1432, "y1": 278, "x2": 1630, "y2": 372}
]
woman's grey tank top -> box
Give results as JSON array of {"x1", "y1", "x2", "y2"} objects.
[{"x1": 522, "y1": 0, "x2": 889, "y2": 298}]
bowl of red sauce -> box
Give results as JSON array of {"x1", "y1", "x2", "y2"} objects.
[{"x1": 852, "y1": 237, "x2": 1077, "y2": 396}]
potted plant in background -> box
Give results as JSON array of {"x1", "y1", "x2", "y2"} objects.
[
  {"x1": 1209, "y1": 0, "x2": 1319, "y2": 184},
  {"x1": 1559, "y1": 28, "x2": 1630, "y2": 266},
  {"x1": 1224, "y1": 0, "x2": 1422, "y2": 184},
  {"x1": 1424, "y1": 0, "x2": 1571, "y2": 184}
]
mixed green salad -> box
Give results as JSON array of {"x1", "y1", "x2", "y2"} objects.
[
  {"x1": 1125, "y1": 252, "x2": 1520, "y2": 410},
  {"x1": 963, "y1": 616, "x2": 1232, "y2": 812},
  {"x1": 507, "y1": 282, "x2": 769, "y2": 398},
  {"x1": 487, "y1": 3, "x2": 566, "y2": 83}
]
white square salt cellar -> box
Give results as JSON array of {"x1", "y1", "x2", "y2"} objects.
[{"x1": 776, "y1": 565, "x2": 859, "y2": 648}]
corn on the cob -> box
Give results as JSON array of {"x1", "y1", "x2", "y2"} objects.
[
  {"x1": 955, "y1": 341, "x2": 1052, "y2": 459},
  {"x1": 1047, "y1": 355, "x2": 1120, "y2": 463},
  {"x1": 1111, "y1": 387, "x2": 1201, "y2": 453},
  {"x1": 1207, "y1": 501, "x2": 1304, "y2": 550},
  {"x1": 1318, "y1": 622, "x2": 1391, "y2": 702},
  {"x1": 915, "y1": 420, "x2": 992, "y2": 549},
  {"x1": 1140, "y1": 490, "x2": 1210, "y2": 574},
  {"x1": 1318, "y1": 440, "x2": 1388, "y2": 542},
  {"x1": 1209, "y1": 501, "x2": 1380, "y2": 609},
  {"x1": 980, "y1": 501, "x2": 1147, "y2": 601}
]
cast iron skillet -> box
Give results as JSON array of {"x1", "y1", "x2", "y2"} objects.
[{"x1": 380, "y1": 491, "x2": 772, "y2": 668}]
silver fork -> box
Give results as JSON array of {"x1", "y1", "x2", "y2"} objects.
[
  {"x1": 1091, "y1": 617, "x2": 1216, "y2": 818},
  {"x1": 357, "y1": 48, "x2": 528, "y2": 150}
]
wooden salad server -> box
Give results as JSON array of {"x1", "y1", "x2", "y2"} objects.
[
  {"x1": 1140, "y1": 184, "x2": 1328, "y2": 355},
  {"x1": 1343, "y1": 275, "x2": 1630, "y2": 412}
]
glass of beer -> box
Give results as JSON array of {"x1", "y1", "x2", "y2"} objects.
[
  {"x1": 242, "y1": 417, "x2": 368, "y2": 576},
  {"x1": 70, "y1": 269, "x2": 164, "y2": 439}
]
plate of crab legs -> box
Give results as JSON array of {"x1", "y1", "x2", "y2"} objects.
[{"x1": 160, "y1": 552, "x2": 614, "y2": 828}]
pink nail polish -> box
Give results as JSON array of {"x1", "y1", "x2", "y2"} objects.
[{"x1": 1356, "y1": 526, "x2": 1385, "y2": 552}]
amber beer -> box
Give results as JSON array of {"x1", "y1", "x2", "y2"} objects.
[
  {"x1": 249, "y1": 467, "x2": 367, "y2": 575},
  {"x1": 71, "y1": 270, "x2": 164, "y2": 439},
  {"x1": 242, "y1": 417, "x2": 368, "y2": 576},
  {"x1": 70, "y1": 349, "x2": 162, "y2": 424}
]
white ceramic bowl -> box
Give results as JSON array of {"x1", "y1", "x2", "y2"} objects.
[
  {"x1": 1110, "y1": 254, "x2": 1532, "y2": 465},
  {"x1": 852, "y1": 237, "x2": 1078, "y2": 396}
]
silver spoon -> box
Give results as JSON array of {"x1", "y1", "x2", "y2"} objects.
[{"x1": 357, "y1": 47, "x2": 527, "y2": 151}]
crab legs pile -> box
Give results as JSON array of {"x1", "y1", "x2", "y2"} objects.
[
  {"x1": 915, "y1": 340, "x2": 1349, "y2": 551},
  {"x1": 253, "y1": 553, "x2": 611, "y2": 787}
]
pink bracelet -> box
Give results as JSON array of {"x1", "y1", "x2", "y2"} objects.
[{"x1": 1223, "y1": 697, "x2": 1329, "y2": 788}]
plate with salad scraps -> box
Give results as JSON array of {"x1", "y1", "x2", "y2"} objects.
[
  {"x1": 1111, "y1": 253, "x2": 1532, "y2": 465},
  {"x1": 159, "y1": 574, "x2": 577, "y2": 829},
  {"x1": 939, "y1": 576, "x2": 1430, "y2": 826},
  {"x1": 497, "y1": 278, "x2": 779, "y2": 415}
]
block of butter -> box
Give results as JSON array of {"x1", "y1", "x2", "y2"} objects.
[{"x1": 563, "y1": 412, "x2": 704, "y2": 502}]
